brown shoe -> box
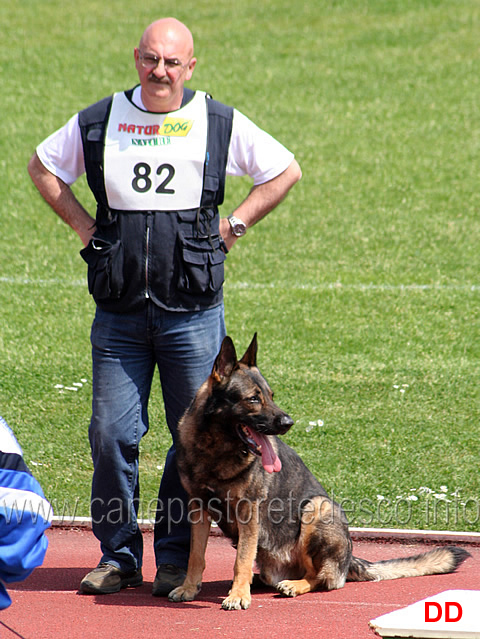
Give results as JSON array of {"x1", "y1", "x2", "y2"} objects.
[
  {"x1": 79, "y1": 563, "x2": 143, "y2": 594},
  {"x1": 152, "y1": 564, "x2": 187, "y2": 596}
]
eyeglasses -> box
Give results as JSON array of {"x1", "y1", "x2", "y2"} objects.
[{"x1": 138, "y1": 51, "x2": 188, "y2": 72}]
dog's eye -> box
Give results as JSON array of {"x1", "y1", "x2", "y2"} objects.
[{"x1": 248, "y1": 395, "x2": 260, "y2": 404}]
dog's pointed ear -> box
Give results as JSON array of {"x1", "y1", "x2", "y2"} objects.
[
  {"x1": 240, "y1": 333, "x2": 257, "y2": 367},
  {"x1": 211, "y1": 336, "x2": 237, "y2": 383}
]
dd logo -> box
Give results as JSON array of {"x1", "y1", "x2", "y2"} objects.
[{"x1": 425, "y1": 601, "x2": 463, "y2": 623}]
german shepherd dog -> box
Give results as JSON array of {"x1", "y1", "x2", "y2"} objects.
[{"x1": 169, "y1": 335, "x2": 470, "y2": 610}]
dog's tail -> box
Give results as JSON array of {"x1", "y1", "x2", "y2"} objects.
[{"x1": 347, "y1": 546, "x2": 470, "y2": 582}]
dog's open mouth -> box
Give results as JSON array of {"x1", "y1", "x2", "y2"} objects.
[{"x1": 237, "y1": 425, "x2": 282, "y2": 474}]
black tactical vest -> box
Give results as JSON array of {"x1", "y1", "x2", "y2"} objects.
[{"x1": 78, "y1": 87, "x2": 233, "y2": 313}]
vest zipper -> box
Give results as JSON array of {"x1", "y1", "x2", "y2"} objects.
[{"x1": 145, "y1": 215, "x2": 153, "y2": 298}]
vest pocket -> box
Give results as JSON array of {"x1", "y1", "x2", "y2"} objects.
[
  {"x1": 177, "y1": 235, "x2": 225, "y2": 295},
  {"x1": 80, "y1": 238, "x2": 124, "y2": 301}
]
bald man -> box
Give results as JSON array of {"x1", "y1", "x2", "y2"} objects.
[{"x1": 28, "y1": 17, "x2": 301, "y2": 597}]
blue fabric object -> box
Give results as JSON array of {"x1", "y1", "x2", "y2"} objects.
[{"x1": 0, "y1": 416, "x2": 52, "y2": 609}]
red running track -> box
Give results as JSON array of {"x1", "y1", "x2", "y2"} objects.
[{"x1": 2, "y1": 527, "x2": 479, "y2": 639}]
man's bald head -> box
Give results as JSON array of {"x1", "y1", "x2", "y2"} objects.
[{"x1": 139, "y1": 18, "x2": 194, "y2": 60}]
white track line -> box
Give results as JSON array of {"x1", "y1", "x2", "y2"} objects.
[
  {"x1": 1, "y1": 276, "x2": 479, "y2": 292},
  {"x1": 50, "y1": 516, "x2": 480, "y2": 541},
  {"x1": 228, "y1": 282, "x2": 480, "y2": 292},
  {"x1": 0, "y1": 277, "x2": 85, "y2": 287}
]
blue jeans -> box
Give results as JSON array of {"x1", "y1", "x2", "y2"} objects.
[{"x1": 88, "y1": 301, "x2": 226, "y2": 572}]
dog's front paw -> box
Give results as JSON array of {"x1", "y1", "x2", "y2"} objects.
[
  {"x1": 168, "y1": 583, "x2": 201, "y2": 603},
  {"x1": 276, "y1": 580, "x2": 298, "y2": 597},
  {"x1": 221, "y1": 592, "x2": 251, "y2": 610}
]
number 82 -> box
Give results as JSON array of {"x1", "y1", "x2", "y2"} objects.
[{"x1": 131, "y1": 162, "x2": 175, "y2": 194}]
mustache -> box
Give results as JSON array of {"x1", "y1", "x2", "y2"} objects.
[{"x1": 148, "y1": 73, "x2": 170, "y2": 84}]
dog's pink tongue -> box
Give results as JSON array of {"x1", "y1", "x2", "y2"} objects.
[{"x1": 250, "y1": 431, "x2": 282, "y2": 473}]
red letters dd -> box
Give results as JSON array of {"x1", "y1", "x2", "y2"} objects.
[{"x1": 425, "y1": 601, "x2": 463, "y2": 623}]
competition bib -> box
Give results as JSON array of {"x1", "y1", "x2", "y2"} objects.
[{"x1": 104, "y1": 91, "x2": 208, "y2": 210}]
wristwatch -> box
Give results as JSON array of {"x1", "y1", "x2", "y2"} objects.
[{"x1": 227, "y1": 214, "x2": 247, "y2": 237}]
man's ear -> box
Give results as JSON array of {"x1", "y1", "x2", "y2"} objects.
[{"x1": 185, "y1": 56, "x2": 197, "y2": 82}]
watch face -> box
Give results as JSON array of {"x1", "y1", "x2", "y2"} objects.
[
  {"x1": 229, "y1": 216, "x2": 246, "y2": 236},
  {"x1": 233, "y1": 223, "x2": 246, "y2": 236}
]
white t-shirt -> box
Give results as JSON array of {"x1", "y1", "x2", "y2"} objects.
[{"x1": 36, "y1": 86, "x2": 294, "y2": 188}]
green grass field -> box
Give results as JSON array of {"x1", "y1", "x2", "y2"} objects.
[{"x1": 1, "y1": 0, "x2": 479, "y2": 531}]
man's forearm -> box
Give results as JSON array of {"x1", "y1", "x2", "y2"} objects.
[
  {"x1": 220, "y1": 159, "x2": 301, "y2": 250},
  {"x1": 27, "y1": 153, "x2": 96, "y2": 247},
  {"x1": 233, "y1": 159, "x2": 301, "y2": 226}
]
